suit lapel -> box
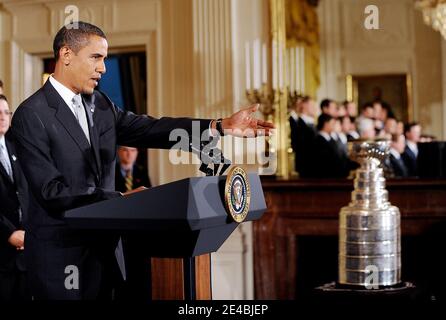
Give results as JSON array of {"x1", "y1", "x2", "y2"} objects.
[
  {"x1": 406, "y1": 147, "x2": 416, "y2": 160},
  {"x1": 0, "y1": 158, "x2": 11, "y2": 184},
  {"x1": 43, "y1": 81, "x2": 100, "y2": 182}
]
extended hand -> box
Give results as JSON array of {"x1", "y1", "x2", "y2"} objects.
[
  {"x1": 8, "y1": 230, "x2": 25, "y2": 250},
  {"x1": 216, "y1": 104, "x2": 275, "y2": 137}
]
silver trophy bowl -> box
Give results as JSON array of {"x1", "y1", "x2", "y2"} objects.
[{"x1": 338, "y1": 139, "x2": 401, "y2": 287}]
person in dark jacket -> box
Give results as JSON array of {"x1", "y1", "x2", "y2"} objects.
[{"x1": 0, "y1": 94, "x2": 30, "y2": 301}]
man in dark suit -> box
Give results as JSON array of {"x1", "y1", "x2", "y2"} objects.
[
  {"x1": 10, "y1": 21, "x2": 273, "y2": 300},
  {"x1": 115, "y1": 146, "x2": 151, "y2": 192},
  {"x1": 387, "y1": 134, "x2": 409, "y2": 178},
  {"x1": 289, "y1": 96, "x2": 317, "y2": 177},
  {"x1": 311, "y1": 114, "x2": 350, "y2": 178},
  {"x1": 402, "y1": 122, "x2": 421, "y2": 176},
  {"x1": 0, "y1": 95, "x2": 30, "y2": 301}
]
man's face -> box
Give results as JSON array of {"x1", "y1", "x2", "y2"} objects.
[
  {"x1": 363, "y1": 107, "x2": 374, "y2": 118},
  {"x1": 328, "y1": 102, "x2": 338, "y2": 117},
  {"x1": 323, "y1": 119, "x2": 335, "y2": 133},
  {"x1": 407, "y1": 125, "x2": 421, "y2": 143},
  {"x1": 385, "y1": 118, "x2": 397, "y2": 134},
  {"x1": 302, "y1": 99, "x2": 316, "y2": 117},
  {"x1": 0, "y1": 99, "x2": 11, "y2": 136},
  {"x1": 118, "y1": 146, "x2": 138, "y2": 166},
  {"x1": 393, "y1": 135, "x2": 406, "y2": 154},
  {"x1": 341, "y1": 117, "x2": 351, "y2": 133},
  {"x1": 347, "y1": 102, "x2": 357, "y2": 117},
  {"x1": 64, "y1": 35, "x2": 108, "y2": 94}
]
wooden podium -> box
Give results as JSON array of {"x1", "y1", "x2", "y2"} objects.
[{"x1": 64, "y1": 173, "x2": 266, "y2": 300}]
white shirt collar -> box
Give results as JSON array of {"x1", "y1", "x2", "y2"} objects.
[
  {"x1": 406, "y1": 141, "x2": 418, "y2": 155},
  {"x1": 289, "y1": 110, "x2": 298, "y2": 122},
  {"x1": 390, "y1": 148, "x2": 401, "y2": 160},
  {"x1": 331, "y1": 132, "x2": 339, "y2": 140},
  {"x1": 299, "y1": 114, "x2": 315, "y2": 125},
  {"x1": 337, "y1": 132, "x2": 347, "y2": 144},
  {"x1": 319, "y1": 132, "x2": 331, "y2": 141},
  {"x1": 348, "y1": 130, "x2": 360, "y2": 139},
  {"x1": 49, "y1": 75, "x2": 81, "y2": 115}
]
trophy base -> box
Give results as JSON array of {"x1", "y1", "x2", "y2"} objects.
[
  {"x1": 313, "y1": 281, "x2": 419, "y2": 303},
  {"x1": 334, "y1": 281, "x2": 409, "y2": 291}
]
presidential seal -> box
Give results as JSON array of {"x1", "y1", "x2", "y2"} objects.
[{"x1": 224, "y1": 166, "x2": 251, "y2": 223}]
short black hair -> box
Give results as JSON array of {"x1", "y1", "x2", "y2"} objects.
[
  {"x1": 320, "y1": 98, "x2": 333, "y2": 111},
  {"x1": 53, "y1": 21, "x2": 106, "y2": 60},
  {"x1": 317, "y1": 113, "x2": 333, "y2": 131},
  {"x1": 404, "y1": 122, "x2": 420, "y2": 134},
  {"x1": 0, "y1": 94, "x2": 7, "y2": 102}
]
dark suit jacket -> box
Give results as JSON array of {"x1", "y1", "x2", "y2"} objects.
[
  {"x1": 402, "y1": 145, "x2": 417, "y2": 176},
  {"x1": 115, "y1": 163, "x2": 151, "y2": 193},
  {"x1": 311, "y1": 134, "x2": 349, "y2": 178},
  {"x1": 11, "y1": 80, "x2": 211, "y2": 299},
  {"x1": 389, "y1": 154, "x2": 409, "y2": 178},
  {"x1": 0, "y1": 133, "x2": 28, "y2": 273},
  {"x1": 289, "y1": 116, "x2": 317, "y2": 177}
]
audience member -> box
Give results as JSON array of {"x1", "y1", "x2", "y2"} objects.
[{"x1": 289, "y1": 96, "x2": 317, "y2": 177}]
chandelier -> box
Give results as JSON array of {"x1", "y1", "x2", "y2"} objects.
[{"x1": 416, "y1": 0, "x2": 446, "y2": 39}]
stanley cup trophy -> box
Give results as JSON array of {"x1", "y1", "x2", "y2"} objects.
[{"x1": 338, "y1": 139, "x2": 401, "y2": 287}]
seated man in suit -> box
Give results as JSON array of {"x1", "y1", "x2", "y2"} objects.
[
  {"x1": 11, "y1": 21, "x2": 274, "y2": 300},
  {"x1": 386, "y1": 134, "x2": 409, "y2": 178},
  {"x1": 0, "y1": 95, "x2": 30, "y2": 301},
  {"x1": 115, "y1": 146, "x2": 151, "y2": 192},
  {"x1": 114, "y1": 146, "x2": 151, "y2": 300},
  {"x1": 402, "y1": 122, "x2": 421, "y2": 176}
]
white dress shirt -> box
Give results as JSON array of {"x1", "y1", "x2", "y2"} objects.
[
  {"x1": 319, "y1": 132, "x2": 331, "y2": 142},
  {"x1": 390, "y1": 148, "x2": 402, "y2": 160},
  {"x1": 299, "y1": 114, "x2": 315, "y2": 126},
  {"x1": 406, "y1": 141, "x2": 418, "y2": 157},
  {"x1": 290, "y1": 110, "x2": 299, "y2": 122}
]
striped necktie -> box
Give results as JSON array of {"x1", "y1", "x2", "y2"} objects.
[{"x1": 125, "y1": 170, "x2": 133, "y2": 191}]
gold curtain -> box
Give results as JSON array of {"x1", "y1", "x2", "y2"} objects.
[{"x1": 285, "y1": 0, "x2": 320, "y2": 98}]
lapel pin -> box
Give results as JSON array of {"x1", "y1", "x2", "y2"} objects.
[{"x1": 12, "y1": 155, "x2": 17, "y2": 161}]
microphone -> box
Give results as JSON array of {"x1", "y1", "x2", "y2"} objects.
[{"x1": 190, "y1": 135, "x2": 231, "y2": 176}]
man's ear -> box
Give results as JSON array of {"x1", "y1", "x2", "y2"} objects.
[{"x1": 59, "y1": 46, "x2": 72, "y2": 66}]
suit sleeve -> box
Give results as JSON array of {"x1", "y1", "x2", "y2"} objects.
[
  {"x1": 98, "y1": 92, "x2": 213, "y2": 150},
  {"x1": 10, "y1": 107, "x2": 121, "y2": 216},
  {"x1": 0, "y1": 211, "x2": 17, "y2": 243}
]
